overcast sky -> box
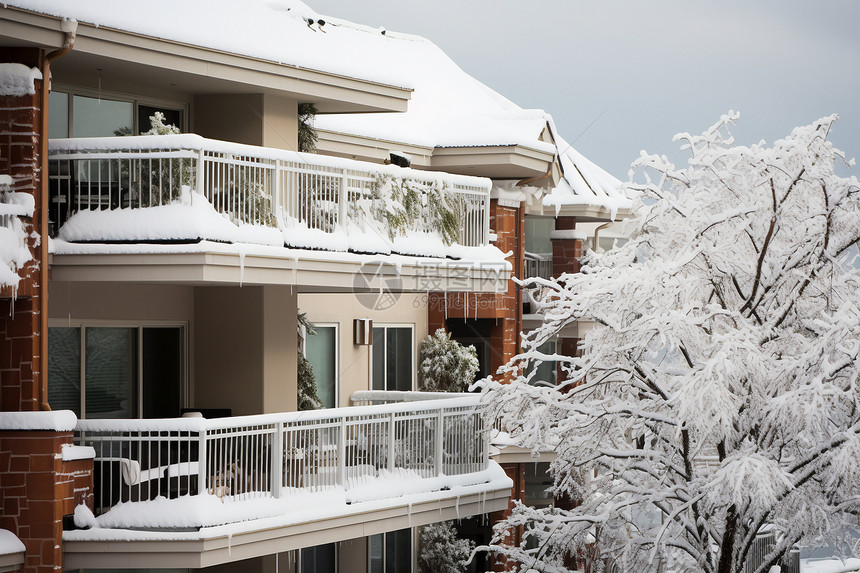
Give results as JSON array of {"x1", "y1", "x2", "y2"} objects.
[{"x1": 310, "y1": 0, "x2": 860, "y2": 180}]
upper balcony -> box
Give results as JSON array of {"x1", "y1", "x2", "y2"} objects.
[
  {"x1": 47, "y1": 135, "x2": 508, "y2": 292},
  {"x1": 64, "y1": 394, "x2": 511, "y2": 570}
]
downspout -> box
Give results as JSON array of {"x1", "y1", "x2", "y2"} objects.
[
  {"x1": 593, "y1": 221, "x2": 612, "y2": 253},
  {"x1": 38, "y1": 19, "x2": 77, "y2": 411}
]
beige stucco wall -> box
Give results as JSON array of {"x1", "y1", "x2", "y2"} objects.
[
  {"x1": 298, "y1": 292, "x2": 428, "y2": 406},
  {"x1": 194, "y1": 94, "x2": 264, "y2": 147},
  {"x1": 194, "y1": 93, "x2": 298, "y2": 151},
  {"x1": 194, "y1": 286, "x2": 297, "y2": 416},
  {"x1": 262, "y1": 93, "x2": 299, "y2": 151}
]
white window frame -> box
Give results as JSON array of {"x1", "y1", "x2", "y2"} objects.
[
  {"x1": 302, "y1": 322, "x2": 340, "y2": 408},
  {"x1": 370, "y1": 324, "x2": 415, "y2": 392},
  {"x1": 47, "y1": 319, "x2": 188, "y2": 419}
]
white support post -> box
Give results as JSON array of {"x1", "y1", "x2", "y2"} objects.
[
  {"x1": 195, "y1": 149, "x2": 205, "y2": 204},
  {"x1": 338, "y1": 168, "x2": 348, "y2": 228},
  {"x1": 483, "y1": 194, "x2": 491, "y2": 246},
  {"x1": 197, "y1": 429, "x2": 207, "y2": 496},
  {"x1": 337, "y1": 418, "x2": 346, "y2": 486},
  {"x1": 435, "y1": 409, "x2": 444, "y2": 477},
  {"x1": 271, "y1": 422, "x2": 283, "y2": 498},
  {"x1": 272, "y1": 162, "x2": 282, "y2": 226},
  {"x1": 388, "y1": 413, "x2": 396, "y2": 472}
]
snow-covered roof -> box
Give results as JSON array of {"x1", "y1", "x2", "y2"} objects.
[
  {"x1": 4, "y1": 0, "x2": 412, "y2": 89},
  {"x1": 307, "y1": 10, "x2": 630, "y2": 213},
  {"x1": 10, "y1": 0, "x2": 629, "y2": 212}
]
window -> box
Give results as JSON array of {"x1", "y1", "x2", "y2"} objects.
[
  {"x1": 305, "y1": 324, "x2": 338, "y2": 408},
  {"x1": 530, "y1": 339, "x2": 557, "y2": 387},
  {"x1": 372, "y1": 326, "x2": 413, "y2": 392},
  {"x1": 301, "y1": 543, "x2": 336, "y2": 573},
  {"x1": 48, "y1": 88, "x2": 186, "y2": 138},
  {"x1": 48, "y1": 324, "x2": 185, "y2": 419},
  {"x1": 369, "y1": 529, "x2": 412, "y2": 573},
  {"x1": 73, "y1": 95, "x2": 133, "y2": 137},
  {"x1": 524, "y1": 462, "x2": 554, "y2": 508}
]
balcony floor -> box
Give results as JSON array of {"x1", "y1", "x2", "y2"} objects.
[
  {"x1": 63, "y1": 464, "x2": 512, "y2": 570},
  {"x1": 49, "y1": 239, "x2": 510, "y2": 293}
]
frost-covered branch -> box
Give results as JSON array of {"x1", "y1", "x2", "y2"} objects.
[{"x1": 480, "y1": 113, "x2": 860, "y2": 573}]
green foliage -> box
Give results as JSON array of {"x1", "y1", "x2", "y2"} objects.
[
  {"x1": 298, "y1": 103, "x2": 319, "y2": 153},
  {"x1": 297, "y1": 310, "x2": 322, "y2": 411},
  {"x1": 418, "y1": 328, "x2": 480, "y2": 392},
  {"x1": 368, "y1": 174, "x2": 462, "y2": 244},
  {"x1": 297, "y1": 353, "x2": 323, "y2": 411},
  {"x1": 418, "y1": 521, "x2": 474, "y2": 573},
  {"x1": 114, "y1": 112, "x2": 192, "y2": 208}
]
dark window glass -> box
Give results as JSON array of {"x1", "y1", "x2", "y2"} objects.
[
  {"x1": 137, "y1": 105, "x2": 182, "y2": 134},
  {"x1": 301, "y1": 543, "x2": 336, "y2": 573},
  {"x1": 142, "y1": 327, "x2": 182, "y2": 418},
  {"x1": 85, "y1": 327, "x2": 137, "y2": 418},
  {"x1": 48, "y1": 327, "x2": 81, "y2": 417}
]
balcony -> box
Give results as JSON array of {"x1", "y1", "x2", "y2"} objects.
[
  {"x1": 47, "y1": 135, "x2": 507, "y2": 292},
  {"x1": 64, "y1": 395, "x2": 512, "y2": 569}
]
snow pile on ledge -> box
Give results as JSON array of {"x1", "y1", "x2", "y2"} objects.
[
  {"x1": 0, "y1": 410, "x2": 78, "y2": 431},
  {"x1": 0, "y1": 64, "x2": 41, "y2": 96},
  {"x1": 0, "y1": 179, "x2": 36, "y2": 289},
  {"x1": 76, "y1": 462, "x2": 511, "y2": 531},
  {"x1": 0, "y1": 530, "x2": 25, "y2": 556},
  {"x1": 58, "y1": 190, "x2": 283, "y2": 246}
]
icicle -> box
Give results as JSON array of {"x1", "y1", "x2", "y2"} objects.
[
  {"x1": 455, "y1": 494, "x2": 461, "y2": 519},
  {"x1": 227, "y1": 532, "x2": 232, "y2": 556},
  {"x1": 238, "y1": 249, "x2": 246, "y2": 287},
  {"x1": 407, "y1": 501, "x2": 413, "y2": 526},
  {"x1": 444, "y1": 292, "x2": 448, "y2": 321}
]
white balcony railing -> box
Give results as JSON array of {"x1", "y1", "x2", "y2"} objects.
[
  {"x1": 48, "y1": 134, "x2": 491, "y2": 252},
  {"x1": 75, "y1": 396, "x2": 488, "y2": 522}
]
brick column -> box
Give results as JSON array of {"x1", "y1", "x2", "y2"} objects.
[
  {"x1": 0, "y1": 48, "x2": 45, "y2": 412},
  {"x1": 551, "y1": 216, "x2": 582, "y2": 277},
  {"x1": 489, "y1": 462, "x2": 525, "y2": 572},
  {"x1": 0, "y1": 430, "x2": 93, "y2": 573},
  {"x1": 426, "y1": 199, "x2": 524, "y2": 382}
]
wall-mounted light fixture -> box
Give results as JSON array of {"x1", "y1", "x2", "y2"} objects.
[{"x1": 354, "y1": 319, "x2": 373, "y2": 345}]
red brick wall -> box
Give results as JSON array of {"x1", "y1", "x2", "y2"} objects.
[
  {"x1": 489, "y1": 462, "x2": 525, "y2": 572},
  {"x1": 0, "y1": 431, "x2": 93, "y2": 573},
  {"x1": 551, "y1": 216, "x2": 582, "y2": 277},
  {"x1": 0, "y1": 299, "x2": 40, "y2": 412},
  {"x1": 428, "y1": 200, "x2": 524, "y2": 379},
  {"x1": 0, "y1": 49, "x2": 45, "y2": 412},
  {"x1": 0, "y1": 80, "x2": 43, "y2": 299}
]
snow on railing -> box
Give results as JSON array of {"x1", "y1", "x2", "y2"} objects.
[
  {"x1": 48, "y1": 134, "x2": 491, "y2": 248},
  {"x1": 75, "y1": 395, "x2": 488, "y2": 517}
]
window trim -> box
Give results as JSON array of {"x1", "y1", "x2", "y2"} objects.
[
  {"x1": 370, "y1": 324, "x2": 415, "y2": 392},
  {"x1": 302, "y1": 322, "x2": 340, "y2": 408},
  {"x1": 48, "y1": 319, "x2": 188, "y2": 419}
]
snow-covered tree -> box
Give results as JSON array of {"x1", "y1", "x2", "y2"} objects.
[
  {"x1": 419, "y1": 521, "x2": 475, "y2": 573},
  {"x1": 297, "y1": 311, "x2": 322, "y2": 411},
  {"x1": 419, "y1": 328, "x2": 479, "y2": 392},
  {"x1": 481, "y1": 113, "x2": 860, "y2": 573}
]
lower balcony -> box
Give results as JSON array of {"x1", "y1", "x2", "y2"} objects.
[{"x1": 63, "y1": 395, "x2": 511, "y2": 570}]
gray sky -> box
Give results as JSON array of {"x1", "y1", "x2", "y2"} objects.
[{"x1": 310, "y1": 0, "x2": 860, "y2": 179}]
